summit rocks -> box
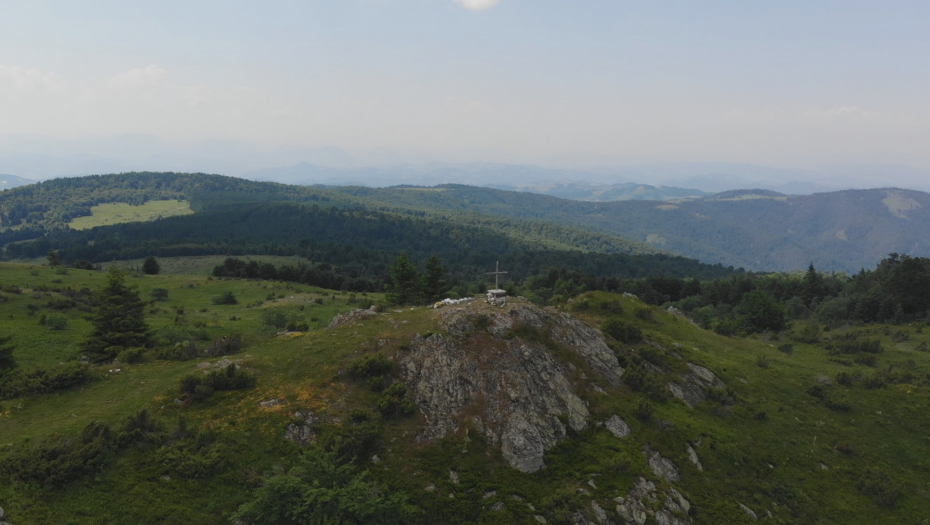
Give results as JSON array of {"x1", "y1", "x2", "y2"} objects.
[{"x1": 399, "y1": 301, "x2": 625, "y2": 472}]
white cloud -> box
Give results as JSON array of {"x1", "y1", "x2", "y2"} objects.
[
  {"x1": 102, "y1": 64, "x2": 169, "y2": 90},
  {"x1": 453, "y1": 0, "x2": 500, "y2": 11},
  {"x1": 0, "y1": 64, "x2": 62, "y2": 92}
]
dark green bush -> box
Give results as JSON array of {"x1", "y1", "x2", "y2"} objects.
[
  {"x1": 0, "y1": 363, "x2": 89, "y2": 399},
  {"x1": 0, "y1": 421, "x2": 112, "y2": 487},
  {"x1": 376, "y1": 381, "x2": 416, "y2": 418},
  {"x1": 778, "y1": 344, "x2": 794, "y2": 355},
  {"x1": 211, "y1": 291, "x2": 238, "y2": 305},
  {"x1": 857, "y1": 469, "x2": 901, "y2": 508},
  {"x1": 180, "y1": 364, "x2": 256, "y2": 403},
  {"x1": 117, "y1": 409, "x2": 165, "y2": 449},
  {"x1": 117, "y1": 346, "x2": 145, "y2": 364},
  {"x1": 149, "y1": 288, "x2": 169, "y2": 301},
  {"x1": 624, "y1": 365, "x2": 668, "y2": 402},
  {"x1": 598, "y1": 300, "x2": 623, "y2": 314},
  {"x1": 348, "y1": 353, "x2": 393, "y2": 379},
  {"x1": 603, "y1": 318, "x2": 642, "y2": 343}
]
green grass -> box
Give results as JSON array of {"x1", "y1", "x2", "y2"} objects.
[
  {"x1": 1, "y1": 267, "x2": 929, "y2": 523},
  {"x1": 67, "y1": 200, "x2": 193, "y2": 230}
]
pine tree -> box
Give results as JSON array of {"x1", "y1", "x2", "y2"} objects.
[
  {"x1": 387, "y1": 253, "x2": 421, "y2": 305},
  {"x1": 0, "y1": 336, "x2": 16, "y2": 377},
  {"x1": 142, "y1": 256, "x2": 161, "y2": 275},
  {"x1": 46, "y1": 250, "x2": 60, "y2": 267},
  {"x1": 422, "y1": 254, "x2": 447, "y2": 303},
  {"x1": 83, "y1": 266, "x2": 150, "y2": 362}
]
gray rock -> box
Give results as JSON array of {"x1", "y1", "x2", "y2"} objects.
[
  {"x1": 327, "y1": 308, "x2": 377, "y2": 329},
  {"x1": 483, "y1": 491, "x2": 497, "y2": 499},
  {"x1": 604, "y1": 415, "x2": 631, "y2": 438},
  {"x1": 738, "y1": 503, "x2": 758, "y2": 520},
  {"x1": 590, "y1": 500, "x2": 608, "y2": 524},
  {"x1": 284, "y1": 411, "x2": 318, "y2": 447},
  {"x1": 0, "y1": 506, "x2": 3, "y2": 518},
  {"x1": 449, "y1": 470, "x2": 460, "y2": 484},
  {"x1": 668, "y1": 362, "x2": 724, "y2": 407},
  {"x1": 259, "y1": 399, "x2": 283, "y2": 408},
  {"x1": 425, "y1": 483, "x2": 436, "y2": 492},
  {"x1": 647, "y1": 450, "x2": 680, "y2": 482},
  {"x1": 489, "y1": 501, "x2": 506, "y2": 511},
  {"x1": 401, "y1": 308, "x2": 596, "y2": 472},
  {"x1": 616, "y1": 477, "x2": 692, "y2": 525},
  {"x1": 534, "y1": 516, "x2": 547, "y2": 524},
  {"x1": 687, "y1": 444, "x2": 703, "y2": 471},
  {"x1": 371, "y1": 454, "x2": 381, "y2": 464}
]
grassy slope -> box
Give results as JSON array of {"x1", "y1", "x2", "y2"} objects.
[
  {"x1": 68, "y1": 200, "x2": 194, "y2": 230},
  {"x1": 0, "y1": 265, "x2": 928, "y2": 523}
]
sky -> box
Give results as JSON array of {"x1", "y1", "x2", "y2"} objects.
[{"x1": 1, "y1": 0, "x2": 930, "y2": 180}]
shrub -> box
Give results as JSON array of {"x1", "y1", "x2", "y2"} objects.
[
  {"x1": 231, "y1": 446, "x2": 417, "y2": 525},
  {"x1": 635, "y1": 308, "x2": 656, "y2": 322},
  {"x1": 201, "y1": 335, "x2": 242, "y2": 357},
  {"x1": 117, "y1": 347, "x2": 146, "y2": 364},
  {"x1": 634, "y1": 399, "x2": 654, "y2": 421},
  {"x1": 44, "y1": 313, "x2": 68, "y2": 330},
  {"x1": 0, "y1": 421, "x2": 112, "y2": 487},
  {"x1": 260, "y1": 309, "x2": 288, "y2": 329},
  {"x1": 854, "y1": 355, "x2": 877, "y2": 367},
  {"x1": 211, "y1": 291, "x2": 238, "y2": 305},
  {"x1": 625, "y1": 365, "x2": 668, "y2": 402},
  {"x1": 180, "y1": 364, "x2": 256, "y2": 403},
  {"x1": 376, "y1": 380, "x2": 416, "y2": 418},
  {"x1": 149, "y1": 288, "x2": 169, "y2": 301},
  {"x1": 602, "y1": 318, "x2": 642, "y2": 343},
  {"x1": 777, "y1": 344, "x2": 794, "y2": 355},
  {"x1": 117, "y1": 409, "x2": 165, "y2": 449},
  {"x1": 157, "y1": 437, "x2": 226, "y2": 479},
  {"x1": 0, "y1": 363, "x2": 89, "y2": 399},
  {"x1": 598, "y1": 300, "x2": 623, "y2": 314},
  {"x1": 348, "y1": 353, "x2": 393, "y2": 379},
  {"x1": 857, "y1": 469, "x2": 901, "y2": 508},
  {"x1": 756, "y1": 355, "x2": 770, "y2": 369}
]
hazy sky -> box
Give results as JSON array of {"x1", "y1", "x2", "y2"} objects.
[{"x1": 2, "y1": 1, "x2": 930, "y2": 170}]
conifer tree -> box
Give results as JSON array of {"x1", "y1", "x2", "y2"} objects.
[
  {"x1": 422, "y1": 254, "x2": 447, "y2": 303},
  {"x1": 142, "y1": 256, "x2": 161, "y2": 275},
  {"x1": 387, "y1": 253, "x2": 421, "y2": 305},
  {"x1": 0, "y1": 336, "x2": 16, "y2": 377},
  {"x1": 83, "y1": 266, "x2": 150, "y2": 362}
]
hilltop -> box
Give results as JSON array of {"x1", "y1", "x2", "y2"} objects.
[{"x1": 0, "y1": 262, "x2": 929, "y2": 523}]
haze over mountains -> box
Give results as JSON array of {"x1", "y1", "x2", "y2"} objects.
[{"x1": 1, "y1": 134, "x2": 928, "y2": 196}]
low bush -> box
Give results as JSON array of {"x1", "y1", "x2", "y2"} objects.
[
  {"x1": 117, "y1": 346, "x2": 146, "y2": 364},
  {"x1": 602, "y1": 318, "x2": 642, "y2": 344},
  {"x1": 857, "y1": 469, "x2": 901, "y2": 508},
  {"x1": 201, "y1": 334, "x2": 242, "y2": 357},
  {"x1": 0, "y1": 421, "x2": 112, "y2": 487},
  {"x1": 0, "y1": 362, "x2": 89, "y2": 399},
  {"x1": 211, "y1": 291, "x2": 238, "y2": 305},
  {"x1": 348, "y1": 353, "x2": 393, "y2": 379},
  {"x1": 376, "y1": 381, "x2": 416, "y2": 418},
  {"x1": 180, "y1": 364, "x2": 256, "y2": 403},
  {"x1": 149, "y1": 288, "x2": 169, "y2": 301}
]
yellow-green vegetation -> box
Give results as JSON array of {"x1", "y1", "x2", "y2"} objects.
[
  {"x1": 68, "y1": 200, "x2": 193, "y2": 230},
  {"x1": 1, "y1": 264, "x2": 929, "y2": 523}
]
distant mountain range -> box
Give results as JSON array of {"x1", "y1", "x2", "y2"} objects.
[{"x1": 0, "y1": 174, "x2": 35, "y2": 190}]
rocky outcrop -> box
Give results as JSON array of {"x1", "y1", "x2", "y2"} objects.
[
  {"x1": 647, "y1": 450, "x2": 680, "y2": 482},
  {"x1": 667, "y1": 362, "x2": 725, "y2": 407},
  {"x1": 327, "y1": 308, "x2": 378, "y2": 329},
  {"x1": 284, "y1": 410, "x2": 318, "y2": 446},
  {"x1": 686, "y1": 444, "x2": 703, "y2": 471},
  {"x1": 401, "y1": 332, "x2": 588, "y2": 472},
  {"x1": 400, "y1": 302, "x2": 625, "y2": 472},
  {"x1": 615, "y1": 477, "x2": 691, "y2": 525},
  {"x1": 604, "y1": 415, "x2": 632, "y2": 438}
]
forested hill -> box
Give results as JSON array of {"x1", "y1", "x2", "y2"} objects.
[
  {"x1": 0, "y1": 172, "x2": 653, "y2": 258},
  {"x1": 5, "y1": 172, "x2": 930, "y2": 273},
  {"x1": 336, "y1": 185, "x2": 930, "y2": 273},
  {"x1": 11, "y1": 202, "x2": 737, "y2": 286}
]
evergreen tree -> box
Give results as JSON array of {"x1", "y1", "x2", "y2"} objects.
[
  {"x1": 803, "y1": 263, "x2": 826, "y2": 305},
  {"x1": 422, "y1": 254, "x2": 447, "y2": 303},
  {"x1": 736, "y1": 289, "x2": 787, "y2": 334},
  {"x1": 0, "y1": 336, "x2": 16, "y2": 377},
  {"x1": 46, "y1": 250, "x2": 60, "y2": 267},
  {"x1": 83, "y1": 266, "x2": 150, "y2": 362},
  {"x1": 142, "y1": 256, "x2": 161, "y2": 275},
  {"x1": 387, "y1": 253, "x2": 421, "y2": 305}
]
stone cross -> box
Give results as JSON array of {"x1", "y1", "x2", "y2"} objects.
[{"x1": 487, "y1": 261, "x2": 508, "y2": 289}]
